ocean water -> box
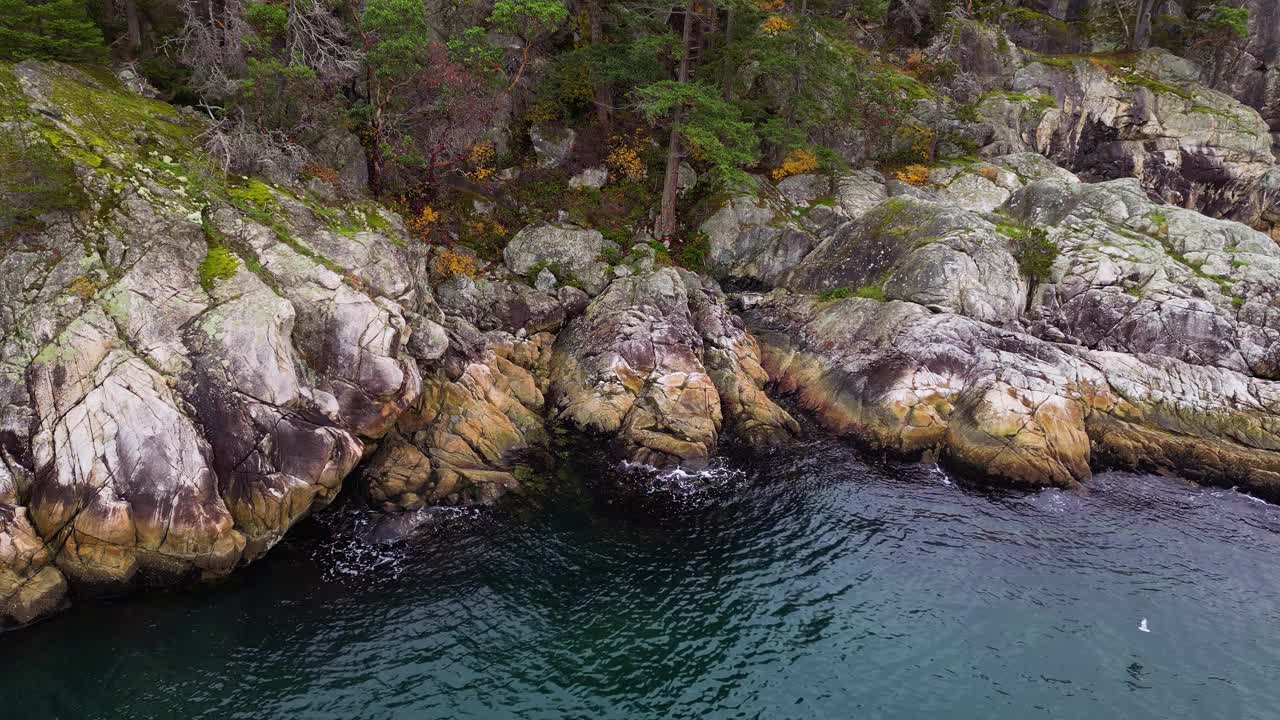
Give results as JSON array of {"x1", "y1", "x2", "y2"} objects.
[{"x1": 4, "y1": 436, "x2": 1280, "y2": 719}]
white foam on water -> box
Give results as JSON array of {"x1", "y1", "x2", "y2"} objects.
[{"x1": 620, "y1": 457, "x2": 747, "y2": 497}]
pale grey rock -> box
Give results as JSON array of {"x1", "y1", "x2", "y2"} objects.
[
  {"x1": 1005, "y1": 177, "x2": 1280, "y2": 379},
  {"x1": 503, "y1": 222, "x2": 611, "y2": 296},
  {"x1": 569, "y1": 166, "x2": 608, "y2": 190},
  {"x1": 678, "y1": 162, "x2": 698, "y2": 196},
  {"x1": 700, "y1": 195, "x2": 819, "y2": 286},
  {"x1": 529, "y1": 123, "x2": 575, "y2": 168},
  {"x1": 776, "y1": 173, "x2": 829, "y2": 207},
  {"x1": 833, "y1": 170, "x2": 889, "y2": 219},
  {"x1": 535, "y1": 267, "x2": 558, "y2": 291},
  {"x1": 784, "y1": 197, "x2": 1028, "y2": 323}
]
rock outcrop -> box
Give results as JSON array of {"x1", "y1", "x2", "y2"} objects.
[
  {"x1": 964, "y1": 46, "x2": 1277, "y2": 229},
  {"x1": 742, "y1": 291, "x2": 1280, "y2": 497},
  {"x1": 549, "y1": 268, "x2": 797, "y2": 467},
  {"x1": 0, "y1": 62, "x2": 423, "y2": 623},
  {"x1": 6, "y1": 44, "x2": 1280, "y2": 631},
  {"x1": 728, "y1": 156, "x2": 1280, "y2": 500}
]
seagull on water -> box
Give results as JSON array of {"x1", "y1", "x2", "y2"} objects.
[{"x1": 1138, "y1": 618, "x2": 1150, "y2": 633}]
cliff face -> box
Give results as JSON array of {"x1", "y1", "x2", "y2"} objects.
[
  {"x1": 0, "y1": 62, "x2": 428, "y2": 622},
  {"x1": 4, "y1": 42, "x2": 1280, "y2": 628}
]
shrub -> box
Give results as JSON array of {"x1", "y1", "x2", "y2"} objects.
[
  {"x1": 1012, "y1": 226, "x2": 1058, "y2": 284},
  {"x1": 759, "y1": 15, "x2": 796, "y2": 35},
  {"x1": 678, "y1": 232, "x2": 710, "y2": 272},
  {"x1": 772, "y1": 148, "x2": 820, "y2": 181},
  {"x1": 405, "y1": 206, "x2": 441, "y2": 241},
  {"x1": 606, "y1": 131, "x2": 649, "y2": 182},
  {"x1": 465, "y1": 142, "x2": 496, "y2": 183},
  {"x1": 895, "y1": 164, "x2": 930, "y2": 186},
  {"x1": 302, "y1": 163, "x2": 340, "y2": 185},
  {"x1": 432, "y1": 249, "x2": 479, "y2": 278}
]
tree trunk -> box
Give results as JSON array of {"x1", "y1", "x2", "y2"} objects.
[
  {"x1": 369, "y1": 78, "x2": 386, "y2": 197},
  {"x1": 721, "y1": 7, "x2": 735, "y2": 97},
  {"x1": 656, "y1": 0, "x2": 697, "y2": 239},
  {"x1": 124, "y1": 0, "x2": 143, "y2": 56},
  {"x1": 1131, "y1": 0, "x2": 1154, "y2": 51},
  {"x1": 588, "y1": 0, "x2": 611, "y2": 129}
]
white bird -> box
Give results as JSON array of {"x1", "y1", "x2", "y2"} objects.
[{"x1": 1138, "y1": 618, "x2": 1150, "y2": 633}]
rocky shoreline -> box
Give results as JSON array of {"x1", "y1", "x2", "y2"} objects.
[{"x1": 3, "y1": 46, "x2": 1280, "y2": 628}]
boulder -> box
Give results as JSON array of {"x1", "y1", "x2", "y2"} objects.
[
  {"x1": 700, "y1": 195, "x2": 820, "y2": 287},
  {"x1": 569, "y1": 166, "x2": 608, "y2": 190},
  {"x1": 503, "y1": 222, "x2": 613, "y2": 296},
  {"x1": 529, "y1": 123, "x2": 575, "y2": 169},
  {"x1": 783, "y1": 197, "x2": 1028, "y2": 323}
]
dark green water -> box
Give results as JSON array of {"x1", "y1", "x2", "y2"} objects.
[{"x1": 4, "y1": 437, "x2": 1280, "y2": 719}]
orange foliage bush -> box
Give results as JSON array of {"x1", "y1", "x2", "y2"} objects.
[
  {"x1": 771, "y1": 148, "x2": 819, "y2": 181},
  {"x1": 895, "y1": 164, "x2": 930, "y2": 186},
  {"x1": 432, "y1": 249, "x2": 479, "y2": 278}
]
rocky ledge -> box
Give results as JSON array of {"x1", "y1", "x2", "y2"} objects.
[{"x1": 3, "y1": 58, "x2": 1280, "y2": 628}]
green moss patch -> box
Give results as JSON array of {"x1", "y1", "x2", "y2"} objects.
[{"x1": 199, "y1": 246, "x2": 241, "y2": 291}]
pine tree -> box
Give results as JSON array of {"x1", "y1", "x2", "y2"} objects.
[{"x1": 0, "y1": 0, "x2": 108, "y2": 63}]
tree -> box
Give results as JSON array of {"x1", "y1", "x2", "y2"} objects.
[
  {"x1": 0, "y1": 0, "x2": 109, "y2": 62},
  {"x1": 352, "y1": 0, "x2": 501, "y2": 197},
  {"x1": 1130, "y1": 0, "x2": 1158, "y2": 50},
  {"x1": 650, "y1": 0, "x2": 703, "y2": 239},
  {"x1": 451, "y1": 0, "x2": 569, "y2": 96},
  {"x1": 350, "y1": 0, "x2": 430, "y2": 196},
  {"x1": 639, "y1": 79, "x2": 759, "y2": 237}
]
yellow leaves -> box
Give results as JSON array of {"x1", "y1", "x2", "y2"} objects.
[
  {"x1": 68, "y1": 275, "x2": 99, "y2": 299},
  {"x1": 431, "y1": 249, "x2": 479, "y2": 279},
  {"x1": 895, "y1": 123, "x2": 934, "y2": 164},
  {"x1": 606, "y1": 131, "x2": 647, "y2": 181},
  {"x1": 895, "y1": 164, "x2": 930, "y2": 186},
  {"x1": 406, "y1": 205, "x2": 441, "y2": 240},
  {"x1": 771, "y1": 148, "x2": 818, "y2": 181},
  {"x1": 466, "y1": 142, "x2": 496, "y2": 183},
  {"x1": 759, "y1": 15, "x2": 795, "y2": 35},
  {"x1": 753, "y1": 0, "x2": 785, "y2": 10}
]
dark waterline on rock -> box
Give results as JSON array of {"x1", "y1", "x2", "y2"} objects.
[{"x1": 4, "y1": 438, "x2": 1280, "y2": 719}]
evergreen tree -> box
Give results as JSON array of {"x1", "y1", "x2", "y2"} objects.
[{"x1": 0, "y1": 0, "x2": 108, "y2": 63}]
